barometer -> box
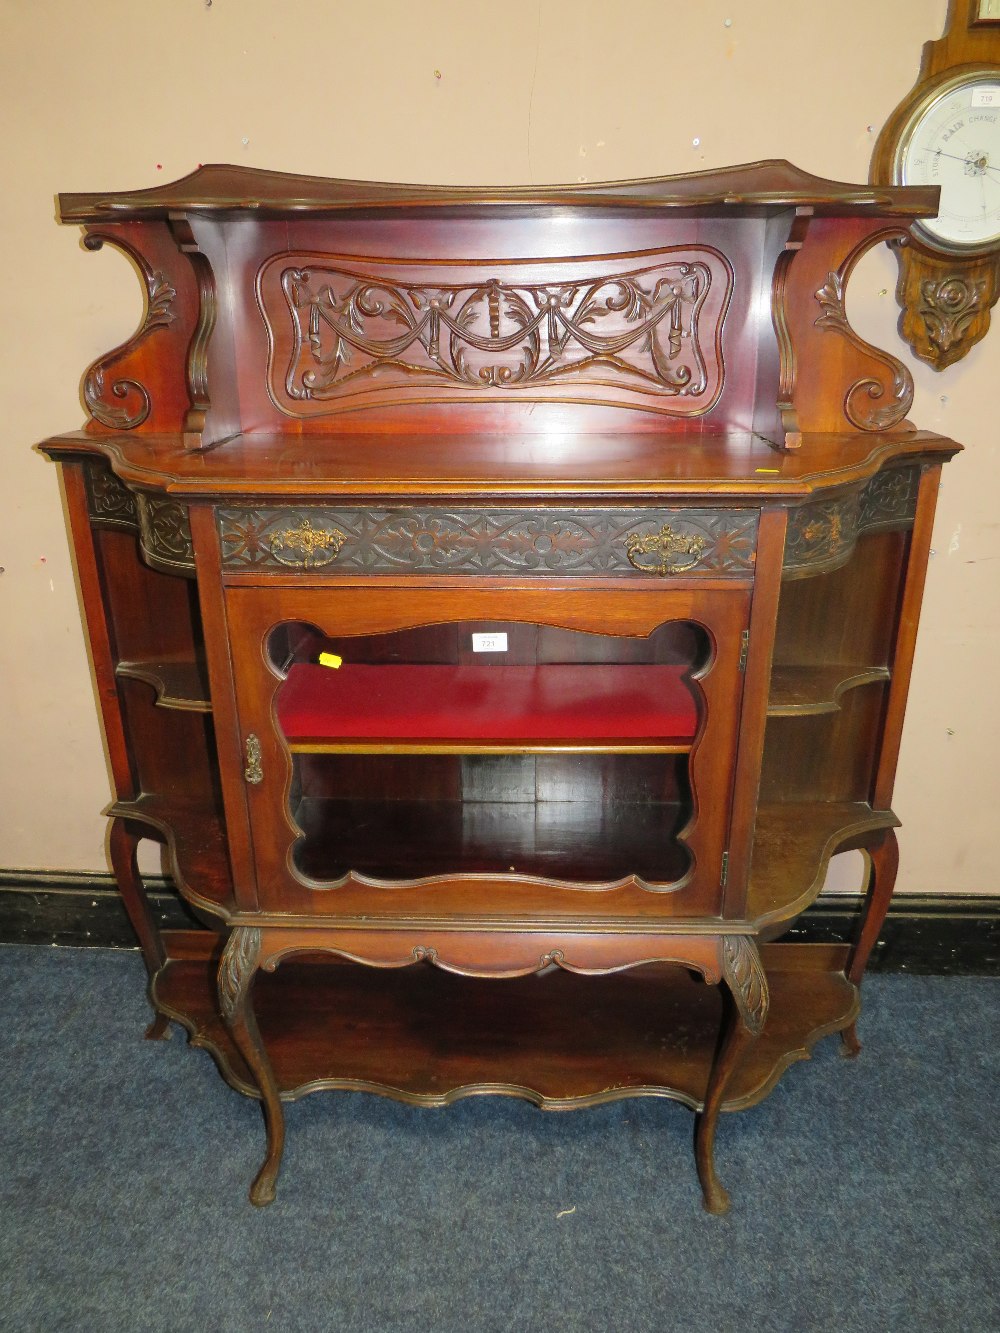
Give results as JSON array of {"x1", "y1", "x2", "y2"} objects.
[{"x1": 871, "y1": 2, "x2": 1000, "y2": 368}]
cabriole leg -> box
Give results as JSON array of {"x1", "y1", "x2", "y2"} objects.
[
  {"x1": 218, "y1": 926, "x2": 285, "y2": 1206},
  {"x1": 695, "y1": 936, "x2": 769, "y2": 1215},
  {"x1": 108, "y1": 817, "x2": 169, "y2": 1038},
  {"x1": 841, "y1": 829, "x2": 899, "y2": 1057}
]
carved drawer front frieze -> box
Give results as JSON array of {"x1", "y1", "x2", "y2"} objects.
[
  {"x1": 84, "y1": 461, "x2": 195, "y2": 577},
  {"x1": 783, "y1": 466, "x2": 921, "y2": 577},
  {"x1": 218, "y1": 506, "x2": 758, "y2": 577},
  {"x1": 257, "y1": 247, "x2": 733, "y2": 418}
]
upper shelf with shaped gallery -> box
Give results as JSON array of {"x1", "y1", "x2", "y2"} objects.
[{"x1": 50, "y1": 162, "x2": 945, "y2": 454}]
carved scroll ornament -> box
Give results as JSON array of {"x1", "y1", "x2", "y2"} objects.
[
  {"x1": 218, "y1": 926, "x2": 262, "y2": 1021},
  {"x1": 81, "y1": 233, "x2": 176, "y2": 430},
  {"x1": 814, "y1": 269, "x2": 914, "y2": 431},
  {"x1": 259, "y1": 249, "x2": 733, "y2": 417},
  {"x1": 722, "y1": 935, "x2": 769, "y2": 1036},
  {"x1": 896, "y1": 245, "x2": 1000, "y2": 371}
]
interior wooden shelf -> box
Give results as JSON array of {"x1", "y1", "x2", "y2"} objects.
[
  {"x1": 747, "y1": 800, "x2": 899, "y2": 931},
  {"x1": 290, "y1": 741, "x2": 691, "y2": 755},
  {"x1": 116, "y1": 657, "x2": 212, "y2": 713},
  {"x1": 767, "y1": 664, "x2": 890, "y2": 717},
  {"x1": 278, "y1": 663, "x2": 697, "y2": 756},
  {"x1": 293, "y1": 795, "x2": 690, "y2": 885},
  {"x1": 153, "y1": 942, "x2": 857, "y2": 1111}
]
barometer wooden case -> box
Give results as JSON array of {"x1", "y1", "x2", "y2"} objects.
[{"x1": 40, "y1": 161, "x2": 960, "y2": 1212}]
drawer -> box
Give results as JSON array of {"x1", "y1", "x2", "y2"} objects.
[{"x1": 216, "y1": 506, "x2": 759, "y2": 578}]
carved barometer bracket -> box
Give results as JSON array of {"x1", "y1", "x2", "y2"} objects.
[
  {"x1": 893, "y1": 241, "x2": 1000, "y2": 370},
  {"x1": 870, "y1": 1, "x2": 1000, "y2": 369}
]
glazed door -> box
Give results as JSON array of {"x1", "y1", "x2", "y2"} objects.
[{"x1": 224, "y1": 582, "x2": 750, "y2": 922}]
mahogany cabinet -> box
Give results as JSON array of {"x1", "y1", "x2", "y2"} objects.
[{"x1": 40, "y1": 162, "x2": 960, "y2": 1211}]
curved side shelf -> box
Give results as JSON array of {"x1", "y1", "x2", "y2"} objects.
[
  {"x1": 747, "y1": 801, "x2": 900, "y2": 934},
  {"x1": 109, "y1": 794, "x2": 233, "y2": 919},
  {"x1": 116, "y1": 658, "x2": 212, "y2": 712},
  {"x1": 767, "y1": 664, "x2": 890, "y2": 717},
  {"x1": 150, "y1": 942, "x2": 857, "y2": 1111}
]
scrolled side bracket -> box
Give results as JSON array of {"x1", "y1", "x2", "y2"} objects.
[
  {"x1": 773, "y1": 215, "x2": 918, "y2": 441},
  {"x1": 814, "y1": 231, "x2": 915, "y2": 432},
  {"x1": 81, "y1": 229, "x2": 176, "y2": 431}
]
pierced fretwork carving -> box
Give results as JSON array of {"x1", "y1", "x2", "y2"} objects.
[
  {"x1": 258, "y1": 249, "x2": 733, "y2": 417},
  {"x1": 83, "y1": 462, "x2": 196, "y2": 576},
  {"x1": 84, "y1": 461, "x2": 138, "y2": 529},
  {"x1": 814, "y1": 269, "x2": 914, "y2": 431},
  {"x1": 783, "y1": 466, "x2": 921, "y2": 577},
  {"x1": 81, "y1": 232, "x2": 175, "y2": 431},
  {"x1": 136, "y1": 495, "x2": 195, "y2": 577},
  {"x1": 857, "y1": 467, "x2": 923, "y2": 529},
  {"x1": 218, "y1": 506, "x2": 758, "y2": 577}
]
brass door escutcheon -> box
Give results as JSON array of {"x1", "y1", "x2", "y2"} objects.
[{"x1": 244, "y1": 733, "x2": 263, "y2": 785}]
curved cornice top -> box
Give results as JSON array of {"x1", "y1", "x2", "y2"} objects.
[{"x1": 58, "y1": 160, "x2": 940, "y2": 223}]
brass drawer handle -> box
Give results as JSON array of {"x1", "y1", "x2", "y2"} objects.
[
  {"x1": 270, "y1": 518, "x2": 346, "y2": 570},
  {"x1": 625, "y1": 524, "x2": 708, "y2": 576},
  {"x1": 244, "y1": 734, "x2": 263, "y2": 785}
]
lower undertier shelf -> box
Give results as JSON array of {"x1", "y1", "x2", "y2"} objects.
[{"x1": 152, "y1": 941, "x2": 857, "y2": 1112}]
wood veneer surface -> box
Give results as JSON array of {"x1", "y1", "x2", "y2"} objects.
[
  {"x1": 58, "y1": 160, "x2": 941, "y2": 220},
  {"x1": 40, "y1": 430, "x2": 960, "y2": 496}
]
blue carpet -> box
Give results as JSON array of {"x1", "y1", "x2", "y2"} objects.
[{"x1": 0, "y1": 945, "x2": 996, "y2": 1332}]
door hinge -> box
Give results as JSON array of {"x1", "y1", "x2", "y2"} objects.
[
  {"x1": 720, "y1": 850, "x2": 730, "y2": 888},
  {"x1": 738, "y1": 629, "x2": 749, "y2": 673}
]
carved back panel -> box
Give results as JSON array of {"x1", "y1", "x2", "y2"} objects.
[{"x1": 256, "y1": 247, "x2": 734, "y2": 420}]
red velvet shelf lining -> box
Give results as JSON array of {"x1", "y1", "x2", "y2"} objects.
[{"x1": 277, "y1": 663, "x2": 698, "y2": 745}]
